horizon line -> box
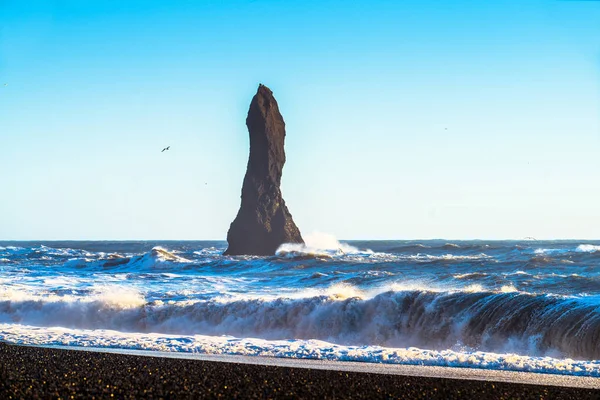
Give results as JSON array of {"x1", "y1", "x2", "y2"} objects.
[{"x1": 1, "y1": 238, "x2": 599, "y2": 242}]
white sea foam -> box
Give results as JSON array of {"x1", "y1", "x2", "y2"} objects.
[
  {"x1": 408, "y1": 253, "x2": 491, "y2": 262},
  {"x1": 1, "y1": 324, "x2": 600, "y2": 377},
  {"x1": 92, "y1": 286, "x2": 146, "y2": 308},
  {"x1": 535, "y1": 245, "x2": 600, "y2": 255},
  {"x1": 534, "y1": 248, "x2": 562, "y2": 255},
  {"x1": 276, "y1": 233, "x2": 491, "y2": 263},
  {"x1": 43, "y1": 276, "x2": 82, "y2": 286},
  {"x1": 276, "y1": 232, "x2": 372, "y2": 258},
  {"x1": 576, "y1": 245, "x2": 600, "y2": 253},
  {"x1": 453, "y1": 273, "x2": 488, "y2": 279},
  {"x1": 500, "y1": 285, "x2": 518, "y2": 293},
  {"x1": 0, "y1": 283, "x2": 146, "y2": 306},
  {"x1": 193, "y1": 247, "x2": 222, "y2": 256}
]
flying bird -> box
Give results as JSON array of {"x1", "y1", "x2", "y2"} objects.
[{"x1": 161, "y1": 146, "x2": 170, "y2": 152}]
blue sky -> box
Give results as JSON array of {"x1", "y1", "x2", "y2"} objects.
[{"x1": 1, "y1": 0, "x2": 599, "y2": 240}]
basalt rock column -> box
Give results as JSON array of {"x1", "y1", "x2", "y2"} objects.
[{"x1": 224, "y1": 84, "x2": 304, "y2": 256}]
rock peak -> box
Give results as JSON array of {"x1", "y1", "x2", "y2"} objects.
[
  {"x1": 257, "y1": 83, "x2": 271, "y2": 93},
  {"x1": 224, "y1": 84, "x2": 304, "y2": 256}
]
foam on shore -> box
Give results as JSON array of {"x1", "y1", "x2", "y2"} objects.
[{"x1": 2, "y1": 323, "x2": 600, "y2": 379}]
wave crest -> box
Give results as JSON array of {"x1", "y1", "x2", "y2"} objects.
[
  {"x1": 576, "y1": 244, "x2": 600, "y2": 253},
  {"x1": 2, "y1": 288, "x2": 600, "y2": 360},
  {"x1": 276, "y1": 232, "x2": 372, "y2": 259}
]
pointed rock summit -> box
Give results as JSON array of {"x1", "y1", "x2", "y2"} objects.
[{"x1": 224, "y1": 84, "x2": 304, "y2": 256}]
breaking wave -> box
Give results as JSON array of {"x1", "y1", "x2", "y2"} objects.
[
  {"x1": 577, "y1": 244, "x2": 600, "y2": 253},
  {"x1": 276, "y1": 232, "x2": 372, "y2": 259},
  {"x1": 2, "y1": 286, "x2": 600, "y2": 360}
]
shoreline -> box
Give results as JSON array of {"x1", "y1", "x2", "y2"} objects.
[
  {"x1": 2, "y1": 343, "x2": 599, "y2": 399},
  {"x1": 37, "y1": 344, "x2": 600, "y2": 390}
]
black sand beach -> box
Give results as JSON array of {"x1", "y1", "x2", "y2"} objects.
[{"x1": 1, "y1": 343, "x2": 598, "y2": 399}]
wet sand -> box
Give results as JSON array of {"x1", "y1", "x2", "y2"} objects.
[{"x1": 1, "y1": 342, "x2": 598, "y2": 399}]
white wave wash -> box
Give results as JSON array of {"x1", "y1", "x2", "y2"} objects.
[
  {"x1": 276, "y1": 233, "x2": 491, "y2": 262},
  {"x1": 276, "y1": 231, "x2": 372, "y2": 258},
  {"x1": 577, "y1": 244, "x2": 600, "y2": 253},
  {"x1": 1, "y1": 324, "x2": 600, "y2": 377},
  {"x1": 535, "y1": 244, "x2": 600, "y2": 255}
]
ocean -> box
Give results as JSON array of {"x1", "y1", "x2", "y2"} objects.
[{"x1": 1, "y1": 236, "x2": 600, "y2": 377}]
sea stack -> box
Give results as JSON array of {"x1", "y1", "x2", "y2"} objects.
[{"x1": 224, "y1": 84, "x2": 304, "y2": 256}]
